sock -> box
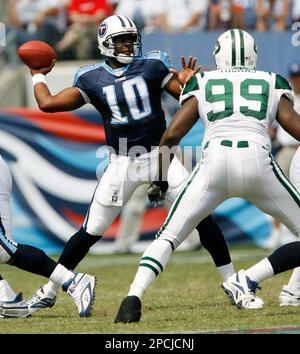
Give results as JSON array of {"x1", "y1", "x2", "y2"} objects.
[
  {"x1": 287, "y1": 267, "x2": 300, "y2": 291},
  {"x1": 11, "y1": 244, "x2": 57, "y2": 278},
  {"x1": 49, "y1": 264, "x2": 75, "y2": 286},
  {"x1": 0, "y1": 279, "x2": 17, "y2": 301},
  {"x1": 244, "y1": 258, "x2": 274, "y2": 284},
  {"x1": 58, "y1": 227, "x2": 102, "y2": 270},
  {"x1": 38, "y1": 228, "x2": 101, "y2": 297},
  {"x1": 42, "y1": 281, "x2": 60, "y2": 297},
  {"x1": 128, "y1": 238, "x2": 173, "y2": 299},
  {"x1": 217, "y1": 263, "x2": 235, "y2": 282},
  {"x1": 197, "y1": 215, "x2": 232, "y2": 267},
  {"x1": 268, "y1": 241, "x2": 300, "y2": 275}
]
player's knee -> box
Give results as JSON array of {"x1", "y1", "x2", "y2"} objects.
[
  {"x1": 85, "y1": 217, "x2": 108, "y2": 236},
  {"x1": 78, "y1": 226, "x2": 102, "y2": 239},
  {"x1": 0, "y1": 245, "x2": 11, "y2": 264}
]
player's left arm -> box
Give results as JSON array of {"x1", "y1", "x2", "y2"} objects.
[
  {"x1": 277, "y1": 95, "x2": 300, "y2": 140},
  {"x1": 164, "y1": 56, "x2": 200, "y2": 100},
  {"x1": 158, "y1": 96, "x2": 199, "y2": 180}
]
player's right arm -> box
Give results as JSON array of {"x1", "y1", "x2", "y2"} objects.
[
  {"x1": 30, "y1": 59, "x2": 86, "y2": 113},
  {"x1": 277, "y1": 96, "x2": 300, "y2": 141}
]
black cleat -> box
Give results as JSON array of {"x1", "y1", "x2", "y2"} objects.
[{"x1": 114, "y1": 296, "x2": 142, "y2": 323}]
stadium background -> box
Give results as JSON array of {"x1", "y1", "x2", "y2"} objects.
[{"x1": 0, "y1": 2, "x2": 299, "y2": 255}]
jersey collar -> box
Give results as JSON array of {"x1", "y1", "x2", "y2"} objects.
[{"x1": 102, "y1": 60, "x2": 132, "y2": 77}]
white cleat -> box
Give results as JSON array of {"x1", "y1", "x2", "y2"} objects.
[
  {"x1": 0, "y1": 293, "x2": 31, "y2": 318},
  {"x1": 222, "y1": 270, "x2": 264, "y2": 309},
  {"x1": 62, "y1": 273, "x2": 96, "y2": 317},
  {"x1": 27, "y1": 286, "x2": 57, "y2": 314},
  {"x1": 279, "y1": 285, "x2": 300, "y2": 307}
]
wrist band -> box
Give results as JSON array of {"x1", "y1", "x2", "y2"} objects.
[{"x1": 32, "y1": 74, "x2": 47, "y2": 86}]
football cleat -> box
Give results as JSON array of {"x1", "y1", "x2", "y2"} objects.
[
  {"x1": 27, "y1": 286, "x2": 57, "y2": 313},
  {"x1": 62, "y1": 273, "x2": 96, "y2": 317},
  {"x1": 279, "y1": 285, "x2": 300, "y2": 307},
  {"x1": 223, "y1": 288, "x2": 236, "y2": 306},
  {"x1": 114, "y1": 295, "x2": 141, "y2": 323},
  {"x1": 0, "y1": 293, "x2": 31, "y2": 318},
  {"x1": 222, "y1": 270, "x2": 264, "y2": 309}
]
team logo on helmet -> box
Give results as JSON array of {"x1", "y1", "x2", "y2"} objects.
[
  {"x1": 98, "y1": 23, "x2": 107, "y2": 38},
  {"x1": 213, "y1": 41, "x2": 220, "y2": 55}
]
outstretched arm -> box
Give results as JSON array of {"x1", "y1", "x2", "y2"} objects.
[
  {"x1": 158, "y1": 96, "x2": 199, "y2": 180},
  {"x1": 164, "y1": 56, "x2": 201, "y2": 100},
  {"x1": 277, "y1": 95, "x2": 300, "y2": 140},
  {"x1": 30, "y1": 60, "x2": 86, "y2": 113}
]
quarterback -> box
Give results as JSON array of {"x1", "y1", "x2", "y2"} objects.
[
  {"x1": 115, "y1": 29, "x2": 300, "y2": 322},
  {"x1": 3, "y1": 15, "x2": 235, "y2": 316}
]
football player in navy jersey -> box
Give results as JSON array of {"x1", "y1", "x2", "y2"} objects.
[{"x1": 20, "y1": 15, "x2": 234, "y2": 315}]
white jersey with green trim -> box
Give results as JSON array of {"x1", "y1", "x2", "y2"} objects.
[{"x1": 180, "y1": 69, "x2": 294, "y2": 147}]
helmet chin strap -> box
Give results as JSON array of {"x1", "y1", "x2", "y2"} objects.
[{"x1": 117, "y1": 53, "x2": 134, "y2": 64}]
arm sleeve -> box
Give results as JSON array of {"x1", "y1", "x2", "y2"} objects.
[
  {"x1": 179, "y1": 75, "x2": 200, "y2": 105},
  {"x1": 158, "y1": 51, "x2": 173, "y2": 88},
  {"x1": 73, "y1": 68, "x2": 91, "y2": 104},
  {"x1": 144, "y1": 51, "x2": 174, "y2": 88},
  {"x1": 274, "y1": 74, "x2": 295, "y2": 105}
]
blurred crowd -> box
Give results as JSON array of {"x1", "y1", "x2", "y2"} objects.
[{"x1": 0, "y1": 0, "x2": 299, "y2": 61}]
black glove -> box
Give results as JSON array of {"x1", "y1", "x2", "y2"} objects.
[{"x1": 148, "y1": 181, "x2": 169, "y2": 206}]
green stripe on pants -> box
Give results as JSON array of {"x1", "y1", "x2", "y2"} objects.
[
  {"x1": 270, "y1": 153, "x2": 300, "y2": 207},
  {"x1": 157, "y1": 163, "x2": 201, "y2": 238}
]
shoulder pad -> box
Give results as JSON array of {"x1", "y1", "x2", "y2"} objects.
[
  {"x1": 144, "y1": 51, "x2": 172, "y2": 67},
  {"x1": 73, "y1": 64, "x2": 101, "y2": 85}
]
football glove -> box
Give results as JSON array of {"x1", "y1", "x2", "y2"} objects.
[{"x1": 148, "y1": 181, "x2": 169, "y2": 207}]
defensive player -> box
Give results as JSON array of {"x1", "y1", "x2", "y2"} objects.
[
  {"x1": 115, "y1": 29, "x2": 300, "y2": 322},
  {"x1": 0, "y1": 154, "x2": 23, "y2": 304},
  {"x1": 277, "y1": 145, "x2": 300, "y2": 306},
  {"x1": 0, "y1": 155, "x2": 95, "y2": 318},
  {"x1": 23, "y1": 15, "x2": 234, "y2": 314}
]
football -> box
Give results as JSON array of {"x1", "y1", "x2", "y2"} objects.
[{"x1": 18, "y1": 40, "x2": 57, "y2": 69}]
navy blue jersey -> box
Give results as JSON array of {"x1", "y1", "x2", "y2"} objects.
[{"x1": 73, "y1": 51, "x2": 173, "y2": 155}]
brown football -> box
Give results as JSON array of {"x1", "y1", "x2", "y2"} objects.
[{"x1": 18, "y1": 40, "x2": 57, "y2": 69}]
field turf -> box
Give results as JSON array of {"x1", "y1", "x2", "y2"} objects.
[{"x1": 1, "y1": 244, "x2": 300, "y2": 334}]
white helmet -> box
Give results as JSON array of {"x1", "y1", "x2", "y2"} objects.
[
  {"x1": 213, "y1": 29, "x2": 257, "y2": 70},
  {"x1": 97, "y1": 15, "x2": 141, "y2": 64}
]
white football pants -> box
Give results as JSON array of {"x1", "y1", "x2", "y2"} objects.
[
  {"x1": 290, "y1": 146, "x2": 300, "y2": 191},
  {"x1": 83, "y1": 148, "x2": 193, "y2": 236},
  {"x1": 157, "y1": 138, "x2": 300, "y2": 249}
]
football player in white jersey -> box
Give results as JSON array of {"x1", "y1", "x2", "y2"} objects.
[
  {"x1": 18, "y1": 15, "x2": 235, "y2": 315},
  {"x1": 278, "y1": 144, "x2": 300, "y2": 306},
  {"x1": 115, "y1": 29, "x2": 300, "y2": 322}
]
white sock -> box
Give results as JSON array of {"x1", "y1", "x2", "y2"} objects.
[
  {"x1": 128, "y1": 239, "x2": 173, "y2": 299},
  {"x1": 244, "y1": 258, "x2": 274, "y2": 284},
  {"x1": 42, "y1": 280, "x2": 60, "y2": 296},
  {"x1": 287, "y1": 266, "x2": 300, "y2": 291},
  {"x1": 49, "y1": 264, "x2": 75, "y2": 287},
  {"x1": 217, "y1": 262, "x2": 235, "y2": 281},
  {"x1": 0, "y1": 279, "x2": 17, "y2": 301}
]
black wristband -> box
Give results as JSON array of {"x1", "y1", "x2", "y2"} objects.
[{"x1": 155, "y1": 180, "x2": 169, "y2": 190}]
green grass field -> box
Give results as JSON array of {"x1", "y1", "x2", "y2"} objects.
[{"x1": 1, "y1": 244, "x2": 300, "y2": 334}]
